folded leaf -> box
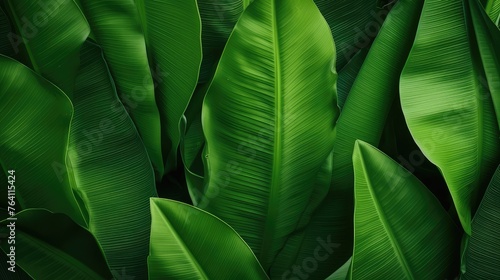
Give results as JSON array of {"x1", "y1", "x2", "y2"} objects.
[
  {"x1": 67, "y1": 42, "x2": 158, "y2": 277},
  {"x1": 148, "y1": 198, "x2": 269, "y2": 280},
  {"x1": 352, "y1": 140, "x2": 459, "y2": 279},
  {"x1": 201, "y1": 0, "x2": 338, "y2": 269},
  {"x1": 5, "y1": 0, "x2": 89, "y2": 94},
  {"x1": 462, "y1": 166, "x2": 500, "y2": 279},
  {"x1": 400, "y1": 0, "x2": 500, "y2": 234},
  {"x1": 79, "y1": 0, "x2": 164, "y2": 177},
  {"x1": 0, "y1": 55, "x2": 85, "y2": 226},
  {"x1": 136, "y1": 0, "x2": 202, "y2": 174},
  {"x1": 0, "y1": 209, "x2": 112, "y2": 280}
]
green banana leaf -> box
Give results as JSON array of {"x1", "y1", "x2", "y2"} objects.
[
  {"x1": 314, "y1": 0, "x2": 380, "y2": 69},
  {"x1": 135, "y1": 0, "x2": 202, "y2": 174},
  {"x1": 202, "y1": 0, "x2": 338, "y2": 269},
  {"x1": 0, "y1": 54, "x2": 85, "y2": 226},
  {"x1": 67, "y1": 42, "x2": 158, "y2": 277},
  {"x1": 4, "y1": 0, "x2": 89, "y2": 95},
  {"x1": 196, "y1": 0, "x2": 248, "y2": 83},
  {"x1": 201, "y1": 0, "x2": 338, "y2": 269},
  {"x1": 351, "y1": 140, "x2": 459, "y2": 279},
  {"x1": 400, "y1": 0, "x2": 500, "y2": 234},
  {"x1": 0, "y1": 253, "x2": 32, "y2": 280},
  {"x1": 0, "y1": 209, "x2": 112, "y2": 280},
  {"x1": 78, "y1": 0, "x2": 164, "y2": 177},
  {"x1": 461, "y1": 166, "x2": 500, "y2": 279},
  {"x1": 470, "y1": 0, "x2": 500, "y2": 126},
  {"x1": 333, "y1": 0, "x2": 424, "y2": 195},
  {"x1": 325, "y1": 258, "x2": 351, "y2": 280},
  {"x1": 337, "y1": 48, "x2": 368, "y2": 109},
  {"x1": 180, "y1": 115, "x2": 205, "y2": 205},
  {"x1": 484, "y1": 0, "x2": 500, "y2": 25},
  {"x1": 148, "y1": 198, "x2": 269, "y2": 279}
]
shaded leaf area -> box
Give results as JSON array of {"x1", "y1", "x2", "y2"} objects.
[
  {"x1": 0, "y1": 6, "x2": 16, "y2": 57},
  {"x1": 148, "y1": 198, "x2": 269, "y2": 279},
  {"x1": 462, "y1": 166, "x2": 500, "y2": 279},
  {"x1": 352, "y1": 141, "x2": 459, "y2": 279},
  {"x1": 67, "y1": 42, "x2": 158, "y2": 277},
  {"x1": 337, "y1": 48, "x2": 368, "y2": 109},
  {"x1": 0, "y1": 209, "x2": 112, "y2": 280},
  {"x1": 325, "y1": 258, "x2": 351, "y2": 280},
  {"x1": 201, "y1": 0, "x2": 338, "y2": 270},
  {"x1": 314, "y1": 0, "x2": 382, "y2": 69},
  {"x1": 136, "y1": 0, "x2": 202, "y2": 175},
  {"x1": 0, "y1": 55, "x2": 85, "y2": 226},
  {"x1": 79, "y1": 0, "x2": 164, "y2": 177},
  {"x1": 4, "y1": 0, "x2": 89, "y2": 95},
  {"x1": 400, "y1": 0, "x2": 500, "y2": 234}
]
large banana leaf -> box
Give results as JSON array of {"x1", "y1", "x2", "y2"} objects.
[
  {"x1": 470, "y1": 0, "x2": 500, "y2": 125},
  {"x1": 78, "y1": 0, "x2": 164, "y2": 177},
  {"x1": 462, "y1": 166, "x2": 500, "y2": 279},
  {"x1": 135, "y1": 0, "x2": 202, "y2": 174},
  {"x1": 352, "y1": 140, "x2": 459, "y2": 279},
  {"x1": 148, "y1": 198, "x2": 269, "y2": 279},
  {"x1": 0, "y1": 55, "x2": 85, "y2": 226},
  {"x1": 201, "y1": 0, "x2": 338, "y2": 269},
  {"x1": 67, "y1": 42, "x2": 157, "y2": 277},
  {"x1": 4, "y1": 0, "x2": 89, "y2": 95},
  {"x1": 333, "y1": 0, "x2": 424, "y2": 194},
  {"x1": 0, "y1": 209, "x2": 112, "y2": 280},
  {"x1": 400, "y1": 0, "x2": 500, "y2": 234},
  {"x1": 314, "y1": 0, "x2": 380, "y2": 69}
]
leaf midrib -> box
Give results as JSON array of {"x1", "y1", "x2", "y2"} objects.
[
  {"x1": 259, "y1": 0, "x2": 283, "y2": 266},
  {"x1": 359, "y1": 156, "x2": 416, "y2": 280}
]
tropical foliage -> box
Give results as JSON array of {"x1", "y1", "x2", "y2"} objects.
[{"x1": 0, "y1": 0, "x2": 499, "y2": 279}]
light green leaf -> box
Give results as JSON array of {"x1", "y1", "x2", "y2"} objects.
[
  {"x1": 0, "y1": 54, "x2": 85, "y2": 226},
  {"x1": 314, "y1": 0, "x2": 379, "y2": 69},
  {"x1": 462, "y1": 166, "x2": 500, "y2": 279},
  {"x1": 352, "y1": 140, "x2": 459, "y2": 279},
  {"x1": 136, "y1": 0, "x2": 202, "y2": 174},
  {"x1": 400, "y1": 0, "x2": 500, "y2": 234},
  {"x1": 484, "y1": 0, "x2": 500, "y2": 25},
  {"x1": 5, "y1": 0, "x2": 89, "y2": 95},
  {"x1": 79, "y1": 0, "x2": 164, "y2": 177},
  {"x1": 0, "y1": 209, "x2": 112, "y2": 280},
  {"x1": 67, "y1": 42, "x2": 158, "y2": 277},
  {"x1": 201, "y1": 0, "x2": 338, "y2": 269},
  {"x1": 148, "y1": 198, "x2": 269, "y2": 280}
]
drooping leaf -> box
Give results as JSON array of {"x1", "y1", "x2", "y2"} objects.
[
  {"x1": 314, "y1": 0, "x2": 380, "y2": 69},
  {"x1": 462, "y1": 166, "x2": 500, "y2": 279},
  {"x1": 201, "y1": 0, "x2": 338, "y2": 269},
  {"x1": 0, "y1": 54, "x2": 85, "y2": 226},
  {"x1": 400, "y1": 0, "x2": 500, "y2": 234},
  {"x1": 5, "y1": 0, "x2": 89, "y2": 95},
  {"x1": 0, "y1": 209, "x2": 112, "y2": 280},
  {"x1": 148, "y1": 198, "x2": 269, "y2": 280},
  {"x1": 135, "y1": 0, "x2": 202, "y2": 174},
  {"x1": 351, "y1": 140, "x2": 459, "y2": 279},
  {"x1": 78, "y1": 0, "x2": 164, "y2": 177},
  {"x1": 67, "y1": 42, "x2": 158, "y2": 277}
]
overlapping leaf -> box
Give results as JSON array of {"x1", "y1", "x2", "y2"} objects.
[{"x1": 201, "y1": 0, "x2": 338, "y2": 269}]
